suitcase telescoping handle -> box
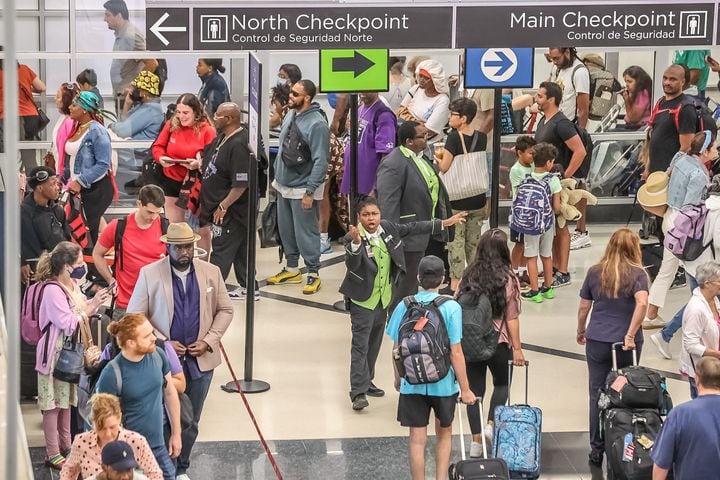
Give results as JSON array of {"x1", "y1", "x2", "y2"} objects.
[
  {"x1": 456, "y1": 398, "x2": 487, "y2": 461},
  {"x1": 611, "y1": 341, "x2": 638, "y2": 371},
  {"x1": 507, "y1": 360, "x2": 530, "y2": 405}
]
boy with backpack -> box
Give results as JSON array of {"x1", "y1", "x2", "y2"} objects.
[
  {"x1": 508, "y1": 135, "x2": 538, "y2": 289},
  {"x1": 514, "y1": 143, "x2": 562, "y2": 303},
  {"x1": 386, "y1": 255, "x2": 476, "y2": 480}
]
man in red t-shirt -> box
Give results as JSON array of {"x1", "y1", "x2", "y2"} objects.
[{"x1": 93, "y1": 184, "x2": 167, "y2": 319}]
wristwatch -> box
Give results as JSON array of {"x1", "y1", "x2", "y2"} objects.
[{"x1": 305, "y1": 190, "x2": 314, "y2": 197}]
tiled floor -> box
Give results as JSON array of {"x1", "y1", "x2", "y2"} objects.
[{"x1": 24, "y1": 224, "x2": 694, "y2": 479}]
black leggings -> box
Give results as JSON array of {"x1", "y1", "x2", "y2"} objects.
[
  {"x1": 81, "y1": 175, "x2": 114, "y2": 245},
  {"x1": 466, "y1": 343, "x2": 512, "y2": 434}
]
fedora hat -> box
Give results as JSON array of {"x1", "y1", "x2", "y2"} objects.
[
  {"x1": 637, "y1": 171, "x2": 669, "y2": 208},
  {"x1": 160, "y1": 222, "x2": 201, "y2": 245}
]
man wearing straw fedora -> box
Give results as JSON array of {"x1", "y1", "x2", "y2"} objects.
[{"x1": 127, "y1": 222, "x2": 233, "y2": 479}]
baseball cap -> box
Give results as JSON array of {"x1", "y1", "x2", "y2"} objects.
[
  {"x1": 418, "y1": 255, "x2": 445, "y2": 282},
  {"x1": 101, "y1": 440, "x2": 139, "y2": 471}
]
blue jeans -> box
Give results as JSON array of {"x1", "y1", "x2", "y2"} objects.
[
  {"x1": 689, "y1": 376, "x2": 698, "y2": 399},
  {"x1": 661, "y1": 274, "x2": 699, "y2": 343},
  {"x1": 176, "y1": 370, "x2": 214, "y2": 474},
  {"x1": 151, "y1": 443, "x2": 176, "y2": 480}
]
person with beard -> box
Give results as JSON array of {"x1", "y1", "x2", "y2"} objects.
[
  {"x1": 96, "y1": 314, "x2": 181, "y2": 480},
  {"x1": 265, "y1": 79, "x2": 330, "y2": 295},
  {"x1": 126, "y1": 223, "x2": 233, "y2": 480},
  {"x1": 534, "y1": 82, "x2": 586, "y2": 289}
]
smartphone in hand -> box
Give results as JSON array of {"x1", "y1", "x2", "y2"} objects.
[{"x1": 706, "y1": 55, "x2": 719, "y2": 67}]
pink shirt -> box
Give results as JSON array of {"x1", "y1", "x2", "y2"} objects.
[
  {"x1": 35, "y1": 282, "x2": 81, "y2": 375},
  {"x1": 61, "y1": 428, "x2": 162, "y2": 480}
]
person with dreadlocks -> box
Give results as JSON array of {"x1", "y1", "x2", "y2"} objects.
[{"x1": 65, "y1": 91, "x2": 116, "y2": 244}]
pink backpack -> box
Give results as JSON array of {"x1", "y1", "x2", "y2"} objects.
[
  {"x1": 21, "y1": 281, "x2": 69, "y2": 345},
  {"x1": 664, "y1": 204, "x2": 712, "y2": 262}
]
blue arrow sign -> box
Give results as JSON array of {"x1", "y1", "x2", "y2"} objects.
[{"x1": 464, "y1": 48, "x2": 534, "y2": 88}]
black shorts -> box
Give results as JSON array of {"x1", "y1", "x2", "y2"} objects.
[
  {"x1": 158, "y1": 172, "x2": 184, "y2": 198},
  {"x1": 397, "y1": 394, "x2": 457, "y2": 428},
  {"x1": 510, "y1": 227, "x2": 524, "y2": 244}
]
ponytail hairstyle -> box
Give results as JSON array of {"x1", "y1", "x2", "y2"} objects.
[
  {"x1": 34, "y1": 241, "x2": 81, "y2": 281},
  {"x1": 107, "y1": 313, "x2": 149, "y2": 348}
]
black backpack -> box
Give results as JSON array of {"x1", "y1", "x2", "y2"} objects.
[
  {"x1": 113, "y1": 215, "x2": 169, "y2": 273},
  {"x1": 572, "y1": 122, "x2": 594, "y2": 179},
  {"x1": 395, "y1": 295, "x2": 452, "y2": 385},
  {"x1": 457, "y1": 290, "x2": 499, "y2": 363},
  {"x1": 603, "y1": 408, "x2": 663, "y2": 480}
]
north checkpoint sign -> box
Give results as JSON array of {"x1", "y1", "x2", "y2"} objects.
[
  {"x1": 319, "y1": 49, "x2": 389, "y2": 93},
  {"x1": 464, "y1": 48, "x2": 534, "y2": 89}
]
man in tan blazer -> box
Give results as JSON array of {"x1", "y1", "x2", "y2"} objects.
[{"x1": 127, "y1": 222, "x2": 233, "y2": 479}]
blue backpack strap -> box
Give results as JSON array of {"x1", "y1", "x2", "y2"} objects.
[{"x1": 109, "y1": 356, "x2": 122, "y2": 395}]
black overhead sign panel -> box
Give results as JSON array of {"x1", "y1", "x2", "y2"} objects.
[
  {"x1": 457, "y1": 3, "x2": 716, "y2": 47},
  {"x1": 192, "y1": 7, "x2": 453, "y2": 50}
]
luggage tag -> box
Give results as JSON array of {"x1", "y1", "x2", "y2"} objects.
[
  {"x1": 622, "y1": 433, "x2": 635, "y2": 462},
  {"x1": 611, "y1": 375, "x2": 628, "y2": 393},
  {"x1": 414, "y1": 316, "x2": 429, "y2": 331},
  {"x1": 637, "y1": 434, "x2": 654, "y2": 449}
]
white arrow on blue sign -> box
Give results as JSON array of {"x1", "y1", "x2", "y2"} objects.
[{"x1": 464, "y1": 47, "x2": 534, "y2": 89}]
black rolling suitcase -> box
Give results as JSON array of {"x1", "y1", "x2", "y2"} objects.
[{"x1": 449, "y1": 399, "x2": 510, "y2": 480}]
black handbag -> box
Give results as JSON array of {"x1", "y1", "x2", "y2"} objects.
[
  {"x1": 52, "y1": 328, "x2": 85, "y2": 384},
  {"x1": 258, "y1": 200, "x2": 281, "y2": 248},
  {"x1": 37, "y1": 107, "x2": 51, "y2": 131}
]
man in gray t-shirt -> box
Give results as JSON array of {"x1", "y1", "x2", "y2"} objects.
[{"x1": 103, "y1": 0, "x2": 158, "y2": 105}]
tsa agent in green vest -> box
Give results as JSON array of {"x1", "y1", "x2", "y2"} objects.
[{"x1": 339, "y1": 196, "x2": 467, "y2": 410}]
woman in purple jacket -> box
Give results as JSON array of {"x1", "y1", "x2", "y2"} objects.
[{"x1": 34, "y1": 241, "x2": 108, "y2": 469}]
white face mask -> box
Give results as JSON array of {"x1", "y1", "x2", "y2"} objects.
[{"x1": 276, "y1": 76, "x2": 287, "y2": 87}]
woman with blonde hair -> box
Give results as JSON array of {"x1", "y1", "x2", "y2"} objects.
[
  {"x1": 61, "y1": 393, "x2": 162, "y2": 479},
  {"x1": 34, "y1": 241, "x2": 109, "y2": 469},
  {"x1": 576, "y1": 228, "x2": 649, "y2": 466}
]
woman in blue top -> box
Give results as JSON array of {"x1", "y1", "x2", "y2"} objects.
[
  {"x1": 576, "y1": 228, "x2": 648, "y2": 466},
  {"x1": 65, "y1": 91, "x2": 115, "y2": 244},
  {"x1": 666, "y1": 130, "x2": 717, "y2": 211},
  {"x1": 196, "y1": 58, "x2": 230, "y2": 118}
]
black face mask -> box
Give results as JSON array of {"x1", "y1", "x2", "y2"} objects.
[{"x1": 129, "y1": 89, "x2": 142, "y2": 103}]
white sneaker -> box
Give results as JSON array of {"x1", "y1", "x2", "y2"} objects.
[
  {"x1": 469, "y1": 441, "x2": 483, "y2": 458},
  {"x1": 320, "y1": 239, "x2": 333, "y2": 255},
  {"x1": 570, "y1": 231, "x2": 592, "y2": 250},
  {"x1": 176, "y1": 475, "x2": 192, "y2": 480},
  {"x1": 642, "y1": 316, "x2": 666, "y2": 329},
  {"x1": 483, "y1": 423, "x2": 494, "y2": 449},
  {"x1": 651, "y1": 332, "x2": 673, "y2": 359}
]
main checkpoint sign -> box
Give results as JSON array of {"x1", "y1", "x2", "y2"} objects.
[{"x1": 319, "y1": 49, "x2": 389, "y2": 93}]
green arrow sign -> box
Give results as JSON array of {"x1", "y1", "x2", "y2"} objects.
[{"x1": 319, "y1": 49, "x2": 389, "y2": 93}]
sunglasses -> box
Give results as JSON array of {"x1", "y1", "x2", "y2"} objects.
[
  {"x1": 63, "y1": 82, "x2": 78, "y2": 90},
  {"x1": 289, "y1": 90, "x2": 304, "y2": 97}
]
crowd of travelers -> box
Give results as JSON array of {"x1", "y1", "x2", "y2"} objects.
[{"x1": 4, "y1": 2, "x2": 720, "y2": 476}]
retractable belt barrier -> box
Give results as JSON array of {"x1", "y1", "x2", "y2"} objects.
[{"x1": 219, "y1": 342, "x2": 283, "y2": 480}]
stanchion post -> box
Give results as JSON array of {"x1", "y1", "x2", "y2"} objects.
[
  {"x1": 490, "y1": 88, "x2": 502, "y2": 228},
  {"x1": 333, "y1": 93, "x2": 359, "y2": 312},
  {"x1": 223, "y1": 53, "x2": 269, "y2": 394}
]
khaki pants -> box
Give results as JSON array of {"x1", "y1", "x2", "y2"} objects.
[{"x1": 447, "y1": 206, "x2": 488, "y2": 280}]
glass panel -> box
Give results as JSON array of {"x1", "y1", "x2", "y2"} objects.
[
  {"x1": 17, "y1": 0, "x2": 40, "y2": 10},
  {"x1": 44, "y1": 0, "x2": 70, "y2": 11},
  {"x1": 45, "y1": 16, "x2": 70, "y2": 53},
  {"x1": 0, "y1": 17, "x2": 40, "y2": 52}
]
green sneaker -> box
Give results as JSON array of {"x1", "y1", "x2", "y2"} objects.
[
  {"x1": 521, "y1": 289, "x2": 543, "y2": 303},
  {"x1": 541, "y1": 286, "x2": 555, "y2": 299}
]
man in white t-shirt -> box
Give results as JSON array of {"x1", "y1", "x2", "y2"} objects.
[{"x1": 547, "y1": 47, "x2": 590, "y2": 128}]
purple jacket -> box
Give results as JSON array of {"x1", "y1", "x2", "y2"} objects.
[{"x1": 35, "y1": 283, "x2": 81, "y2": 375}]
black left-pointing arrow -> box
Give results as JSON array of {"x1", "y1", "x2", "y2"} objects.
[{"x1": 332, "y1": 51, "x2": 375, "y2": 78}]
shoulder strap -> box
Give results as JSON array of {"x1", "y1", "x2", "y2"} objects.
[
  {"x1": 109, "y1": 357, "x2": 122, "y2": 395},
  {"x1": 151, "y1": 349, "x2": 163, "y2": 371},
  {"x1": 402, "y1": 295, "x2": 415, "y2": 309},
  {"x1": 114, "y1": 217, "x2": 128, "y2": 273},
  {"x1": 469, "y1": 131, "x2": 480, "y2": 152},
  {"x1": 432, "y1": 295, "x2": 451, "y2": 307},
  {"x1": 160, "y1": 216, "x2": 170, "y2": 235},
  {"x1": 570, "y1": 63, "x2": 585, "y2": 92}
]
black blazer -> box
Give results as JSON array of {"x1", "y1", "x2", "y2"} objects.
[
  {"x1": 376, "y1": 147, "x2": 454, "y2": 253},
  {"x1": 339, "y1": 219, "x2": 442, "y2": 303}
]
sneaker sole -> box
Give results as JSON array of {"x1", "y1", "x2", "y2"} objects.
[
  {"x1": 642, "y1": 322, "x2": 666, "y2": 330},
  {"x1": 570, "y1": 242, "x2": 592, "y2": 250},
  {"x1": 266, "y1": 277, "x2": 303, "y2": 285},
  {"x1": 552, "y1": 281, "x2": 572, "y2": 288},
  {"x1": 320, "y1": 248, "x2": 334, "y2": 255},
  {"x1": 303, "y1": 285, "x2": 321, "y2": 295},
  {"x1": 521, "y1": 296, "x2": 543, "y2": 303},
  {"x1": 650, "y1": 334, "x2": 673, "y2": 360}
]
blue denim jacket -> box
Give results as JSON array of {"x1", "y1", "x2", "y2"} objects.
[
  {"x1": 73, "y1": 122, "x2": 112, "y2": 188},
  {"x1": 667, "y1": 152, "x2": 709, "y2": 210}
]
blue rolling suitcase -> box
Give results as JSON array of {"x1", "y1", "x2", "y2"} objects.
[
  {"x1": 450, "y1": 398, "x2": 510, "y2": 480},
  {"x1": 493, "y1": 360, "x2": 542, "y2": 479}
]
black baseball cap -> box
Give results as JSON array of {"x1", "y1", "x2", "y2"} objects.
[
  {"x1": 418, "y1": 255, "x2": 445, "y2": 281},
  {"x1": 101, "y1": 440, "x2": 139, "y2": 471}
]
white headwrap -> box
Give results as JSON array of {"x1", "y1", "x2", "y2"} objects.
[{"x1": 415, "y1": 59, "x2": 449, "y2": 95}]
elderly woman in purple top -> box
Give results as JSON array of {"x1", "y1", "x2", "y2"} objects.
[
  {"x1": 340, "y1": 92, "x2": 398, "y2": 196},
  {"x1": 34, "y1": 241, "x2": 109, "y2": 470}
]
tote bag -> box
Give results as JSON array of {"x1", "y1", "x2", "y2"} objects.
[{"x1": 439, "y1": 131, "x2": 489, "y2": 201}]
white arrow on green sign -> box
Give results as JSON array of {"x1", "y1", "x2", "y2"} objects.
[{"x1": 319, "y1": 49, "x2": 389, "y2": 93}]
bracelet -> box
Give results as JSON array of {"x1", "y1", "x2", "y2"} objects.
[
  {"x1": 625, "y1": 334, "x2": 635, "y2": 339},
  {"x1": 218, "y1": 204, "x2": 226, "y2": 212}
]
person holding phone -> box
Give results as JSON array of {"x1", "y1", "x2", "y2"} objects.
[{"x1": 707, "y1": 55, "x2": 720, "y2": 91}]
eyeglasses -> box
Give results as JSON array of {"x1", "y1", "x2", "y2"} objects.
[
  {"x1": 289, "y1": 90, "x2": 304, "y2": 97},
  {"x1": 213, "y1": 113, "x2": 231, "y2": 119}
]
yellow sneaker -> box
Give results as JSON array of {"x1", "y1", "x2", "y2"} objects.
[
  {"x1": 265, "y1": 268, "x2": 303, "y2": 285},
  {"x1": 302, "y1": 275, "x2": 321, "y2": 295}
]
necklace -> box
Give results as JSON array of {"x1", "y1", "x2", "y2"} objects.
[{"x1": 215, "y1": 127, "x2": 243, "y2": 151}]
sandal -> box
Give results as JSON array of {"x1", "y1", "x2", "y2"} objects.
[{"x1": 45, "y1": 453, "x2": 65, "y2": 470}]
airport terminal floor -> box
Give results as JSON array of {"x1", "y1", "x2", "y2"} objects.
[{"x1": 22, "y1": 224, "x2": 694, "y2": 480}]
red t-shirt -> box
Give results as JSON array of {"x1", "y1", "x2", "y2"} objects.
[
  {"x1": 0, "y1": 64, "x2": 40, "y2": 119},
  {"x1": 152, "y1": 121, "x2": 216, "y2": 181},
  {"x1": 98, "y1": 214, "x2": 167, "y2": 308}
]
